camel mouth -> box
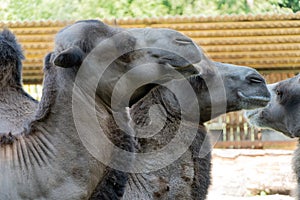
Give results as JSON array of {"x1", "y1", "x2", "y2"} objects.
[
  {"x1": 244, "y1": 109, "x2": 260, "y2": 120},
  {"x1": 291, "y1": 128, "x2": 300, "y2": 138},
  {"x1": 237, "y1": 91, "x2": 270, "y2": 106},
  {"x1": 244, "y1": 109, "x2": 267, "y2": 130}
]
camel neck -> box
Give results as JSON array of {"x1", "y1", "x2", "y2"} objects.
[
  {"x1": 0, "y1": 89, "x2": 37, "y2": 134},
  {"x1": 33, "y1": 67, "x2": 76, "y2": 123}
]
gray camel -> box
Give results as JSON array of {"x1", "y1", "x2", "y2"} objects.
[
  {"x1": 122, "y1": 61, "x2": 270, "y2": 200},
  {"x1": 245, "y1": 74, "x2": 300, "y2": 199},
  {"x1": 0, "y1": 20, "x2": 202, "y2": 199},
  {"x1": 0, "y1": 29, "x2": 37, "y2": 138},
  {"x1": 0, "y1": 22, "x2": 271, "y2": 200}
]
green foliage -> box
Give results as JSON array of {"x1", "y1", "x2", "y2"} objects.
[
  {"x1": 277, "y1": 0, "x2": 300, "y2": 12},
  {"x1": 0, "y1": 0, "x2": 296, "y2": 21},
  {"x1": 1, "y1": 0, "x2": 81, "y2": 21},
  {"x1": 215, "y1": 0, "x2": 294, "y2": 15},
  {"x1": 216, "y1": 0, "x2": 252, "y2": 14}
]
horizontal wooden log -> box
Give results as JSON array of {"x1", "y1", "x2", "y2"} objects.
[
  {"x1": 1, "y1": 13, "x2": 299, "y2": 84},
  {"x1": 214, "y1": 140, "x2": 298, "y2": 150}
]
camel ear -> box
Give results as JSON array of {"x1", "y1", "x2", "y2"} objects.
[{"x1": 54, "y1": 46, "x2": 85, "y2": 68}]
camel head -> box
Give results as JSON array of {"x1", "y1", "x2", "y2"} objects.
[
  {"x1": 245, "y1": 74, "x2": 300, "y2": 138},
  {"x1": 51, "y1": 20, "x2": 206, "y2": 109},
  {"x1": 0, "y1": 29, "x2": 24, "y2": 88},
  {"x1": 185, "y1": 62, "x2": 270, "y2": 122},
  {"x1": 214, "y1": 63, "x2": 270, "y2": 110}
]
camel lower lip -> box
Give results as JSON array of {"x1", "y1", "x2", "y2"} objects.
[
  {"x1": 291, "y1": 128, "x2": 300, "y2": 138},
  {"x1": 237, "y1": 91, "x2": 270, "y2": 103}
]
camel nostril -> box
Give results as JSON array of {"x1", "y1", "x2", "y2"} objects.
[{"x1": 261, "y1": 110, "x2": 269, "y2": 119}]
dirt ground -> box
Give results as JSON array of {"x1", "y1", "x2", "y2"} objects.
[
  {"x1": 207, "y1": 149, "x2": 297, "y2": 200},
  {"x1": 207, "y1": 194, "x2": 294, "y2": 200}
]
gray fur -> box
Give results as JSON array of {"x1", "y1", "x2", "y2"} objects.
[
  {"x1": 123, "y1": 62, "x2": 270, "y2": 200},
  {"x1": 245, "y1": 74, "x2": 300, "y2": 199},
  {"x1": 0, "y1": 20, "x2": 202, "y2": 199},
  {"x1": 245, "y1": 74, "x2": 300, "y2": 138},
  {"x1": 53, "y1": 20, "x2": 202, "y2": 109},
  {"x1": 0, "y1": 29, "x2": 37, "y2": 140}
]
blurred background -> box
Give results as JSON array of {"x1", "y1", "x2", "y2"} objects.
[{"x1": 1, "y1": 0, "x2": 299, "y2": 20}]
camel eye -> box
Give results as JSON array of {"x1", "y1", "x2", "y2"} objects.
[
  {"x1": 276, "y1": 89, "x2": 283, "y2": 100},
  {"x1": 276, "y1": 90, "x2": 282, "y2": 96}
]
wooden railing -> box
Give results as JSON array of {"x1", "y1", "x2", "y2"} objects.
[{"x1": 1, "y1": 13, "x2": 300, "y2": 83}]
